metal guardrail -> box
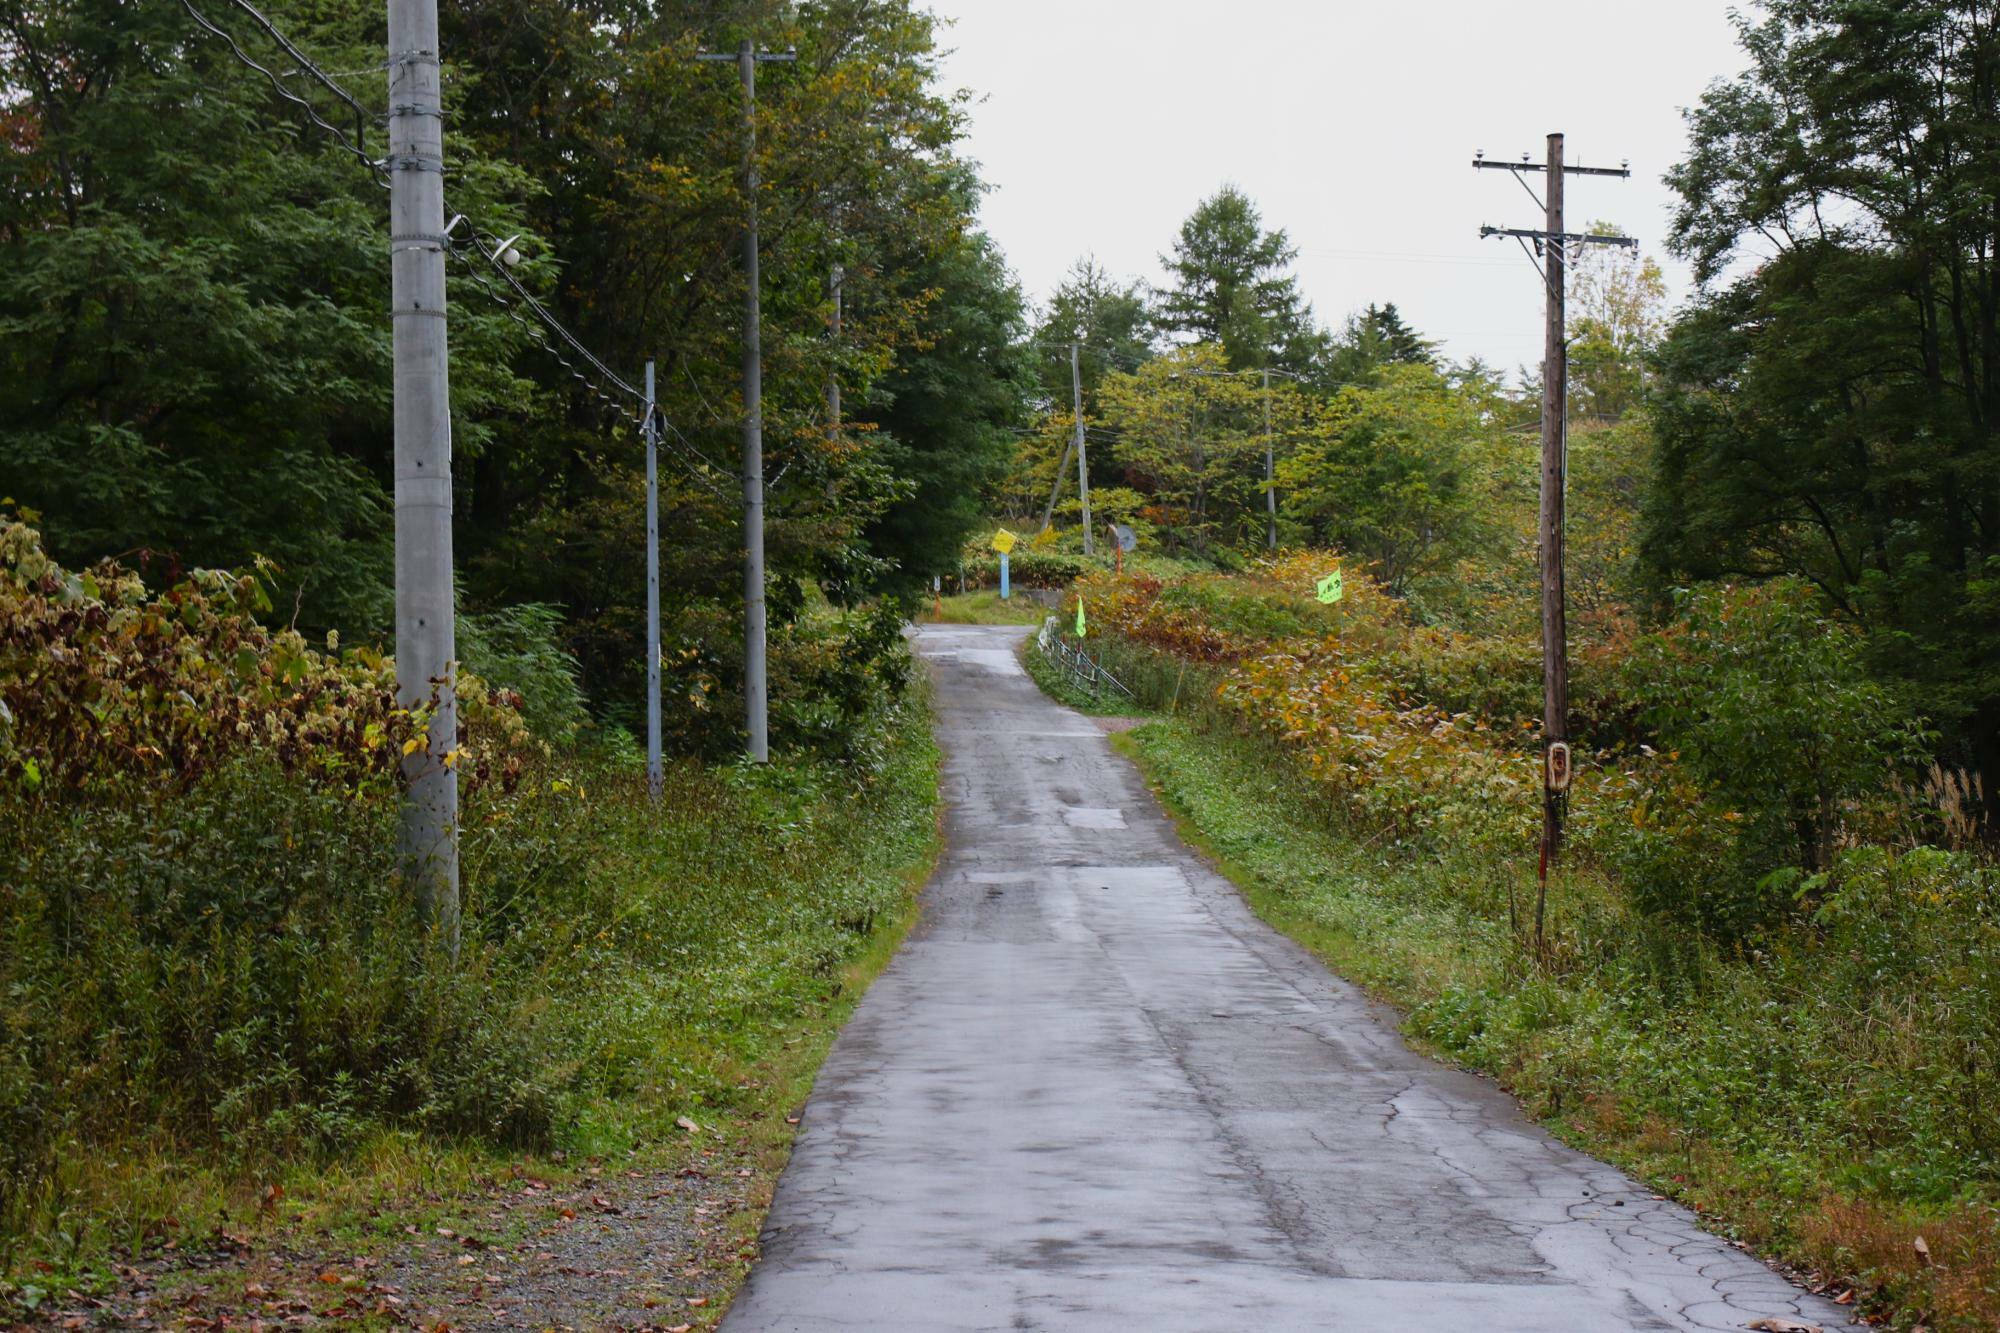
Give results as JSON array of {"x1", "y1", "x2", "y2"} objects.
[{"x1": 1037, "y1": 617, "x2": 1135, "y2": 700}]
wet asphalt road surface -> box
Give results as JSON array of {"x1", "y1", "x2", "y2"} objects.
[{"x1": 723, "y1": 623, "x2": 1847, "y2": 1332}]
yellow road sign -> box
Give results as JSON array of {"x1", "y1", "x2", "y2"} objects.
[{"x1": 992, "y1": 528, "x2": 1017, "y2": 554}]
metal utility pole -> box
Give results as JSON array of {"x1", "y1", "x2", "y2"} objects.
[
  {"x1": 736, "y1": 40, "x2": 769, "y2": 765},
  {"x1": 698, "y1": 40, "x2": 794, "y2": 763},
  {"x1": 644, "y1": 360, "x2": 662, "y2": 801},
  {"x1": 827, "y1": 262, "x2": 843, "y2": 430},
  {"x1": 1072, "y1": 342, "x2": 1093, "y2": 555},
  {"x1": 1261, "y1": 367, "x2": 1276, "y2": 550},
  {"x1": 388, "y1": 0, "x2": 457, "y2": 950},
  {"x1": 1171, "y1": 363, "x2": 1296, "y2": 549},
  {"x1": 1474, "y1": 134, "x2": 1633, "y2": 878}
]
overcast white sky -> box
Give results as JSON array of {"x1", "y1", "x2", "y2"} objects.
[{"x1": 928, "y1": 0, "x2": 1753, "y2": 376}]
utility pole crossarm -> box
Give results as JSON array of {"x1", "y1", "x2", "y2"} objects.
[
  {"x1": 1479, "y1": 226, "x2": 1638, "y2": 248},
  {"x1": 1471, "y1": 157, "x2": 1630, "y2": 178}
]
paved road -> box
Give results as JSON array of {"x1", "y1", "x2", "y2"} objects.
[{"x1": 725, "y1": 624, "x2": 1846, "y2": 1332}]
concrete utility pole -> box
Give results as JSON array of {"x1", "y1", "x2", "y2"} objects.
[
  {"x1": 698, "y1": 39, "x2": 794, "y2": 763},
  {"x1": 388, "y1": 0, "x2": 457, "y2": 950},
  {"x1": 1072, "y1": 342, "x2": 1093, "y2": 556},
  {"x1": 736, "y1": 40, "x2": 769, "y2": 765},
  {"x1": 644, "y1": 359, "x2": 662, "y2": 801},
  {"x1": 1262, "y1": 366, "x2": 1276, "y2": 550},
  {"x1": 828, "y1": 262, "x2": 843, "y2": 430},
  {"x1": 1474, "y1": 136, "x2": 1633, "y2": 883}
]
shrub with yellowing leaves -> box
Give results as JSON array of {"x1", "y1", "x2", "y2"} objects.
[{"x1": 0, "y1": 515, "x2": 532, "y2": 799}]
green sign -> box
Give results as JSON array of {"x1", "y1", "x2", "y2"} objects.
[
  {"x1": 1316, "y1": 570, "x2": 1344, "y2": 604},
  {"x1": 1075, "y1": 598, "x2": 1087, "y2": 637}
]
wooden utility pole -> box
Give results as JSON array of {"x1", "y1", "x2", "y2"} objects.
[
  {"x1": 388, "y1": 0, "x2": 457, "y2": 950},
  {"x1": 1539, "y1": 132, "x2": 1569, "y2": 869},
  {"x1": 1474, "y1": 136, "x2": 1634, "y2": 882}
]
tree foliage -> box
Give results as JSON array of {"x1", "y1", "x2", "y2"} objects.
[
  {"x1": 1097, "y1": 345, "x2": 1302, "y2": 553},
  {"x1": 1324, "y1": 302, "x2": 1435, "y2": 386},
  {"x1": 1646, "y1": 0, "x2": 2000, "y2": 792},
  {"x1": 0, "y1": 0, "x2": 536, "y2": 631},
  {"x1": 1154, "y1": 185, "x2": 1324, "y2": 374},
  {"x1": 1278, "y1": 364, "x2": 1492, "y2": 593},
  {"x1": 856, "y1": 218, "x2": 1028, "y2": 590},
  {"x1": 1567, "y1": 231, "x2": 1665, "y2": 421},
  {"x1": 0, "y1": 0, "x2": 1019, "y2": 748}
]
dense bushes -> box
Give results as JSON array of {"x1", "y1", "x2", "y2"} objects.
[
  {"x1": 649, "y1": 593, "x2": 917, "y2": 763},
  {"x1": 1095, "y1": 566, "x2": 2000, "y2": 1325},
  {"x1": 0, "y1": 706, "x2": 939, "y2": 1264},
  {"x1": 960, "y1": 544, "x2": 1094, "y2": 589},
  {"x1": 0, "y1": 520, "x2": 940, "y2": 1278},
  {"x1": 1080, "y1": 556, "x2": 1938, "y2": 948},
  {"x1": 0, "y1": 515, "x2": 531, "y2": 798},
  {"x1": 1612, "y1": 583, "x2": 1928, "y2": 933}
]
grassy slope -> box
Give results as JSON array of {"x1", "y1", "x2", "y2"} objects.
[
  {"x1": 1031, "y1": 672, "x2": 1991, "y2": 1331},
  {"x1": 2, "y1": 698, "x2": 943, "y2": 1326},
  {"x1": 929, "y1": 589, "x2": 1049, "y2": 625}
]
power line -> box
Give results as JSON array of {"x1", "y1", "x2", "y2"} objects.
[
  {"x1": 180, "y1": 0, "x2": 936, "y2": 524},
  {"x1": 178, "y1": 0, "x2": 387, "y2": 186},
  {"x1": 431, "y1": 223, "x2": 761, "y2": 505},
  {"x1": 175, "y1": 1, "x2": 711, "y2": 458},
  {"x1": 450, "y1": 249, "x2": 639, "y2": 416},
  {"x1": 458, "y1": 228, "x2": 642, "y2": 399},
  {"x1": 1296, "y1": 246, "x2": 1520, "y2": 269}
]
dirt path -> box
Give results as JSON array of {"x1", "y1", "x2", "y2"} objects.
[{"x1": 38, "y1": 1122, "x2": 766, "y2": 1331}]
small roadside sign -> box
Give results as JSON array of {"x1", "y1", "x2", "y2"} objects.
[
  {"x1": 1316, "y1": 569, "x2": 1344, "y2": 604},
  {"x1": 991, "y1": 529, "x2": 1017, "y2": 554}
]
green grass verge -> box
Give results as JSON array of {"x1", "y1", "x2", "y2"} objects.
[
  {"x1": 930, "y1": 590, "x2": 1048, "y2": 625},
  {"x1": 0, "y1": 693, "x2": 943, "y2": 1322},
  {"x1": 1108, "y1": 711, "x2": 2000, "y2": 1330},
  {"x1": 1017, "y1": 628, "x2": 1153, "y2": 718}
]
